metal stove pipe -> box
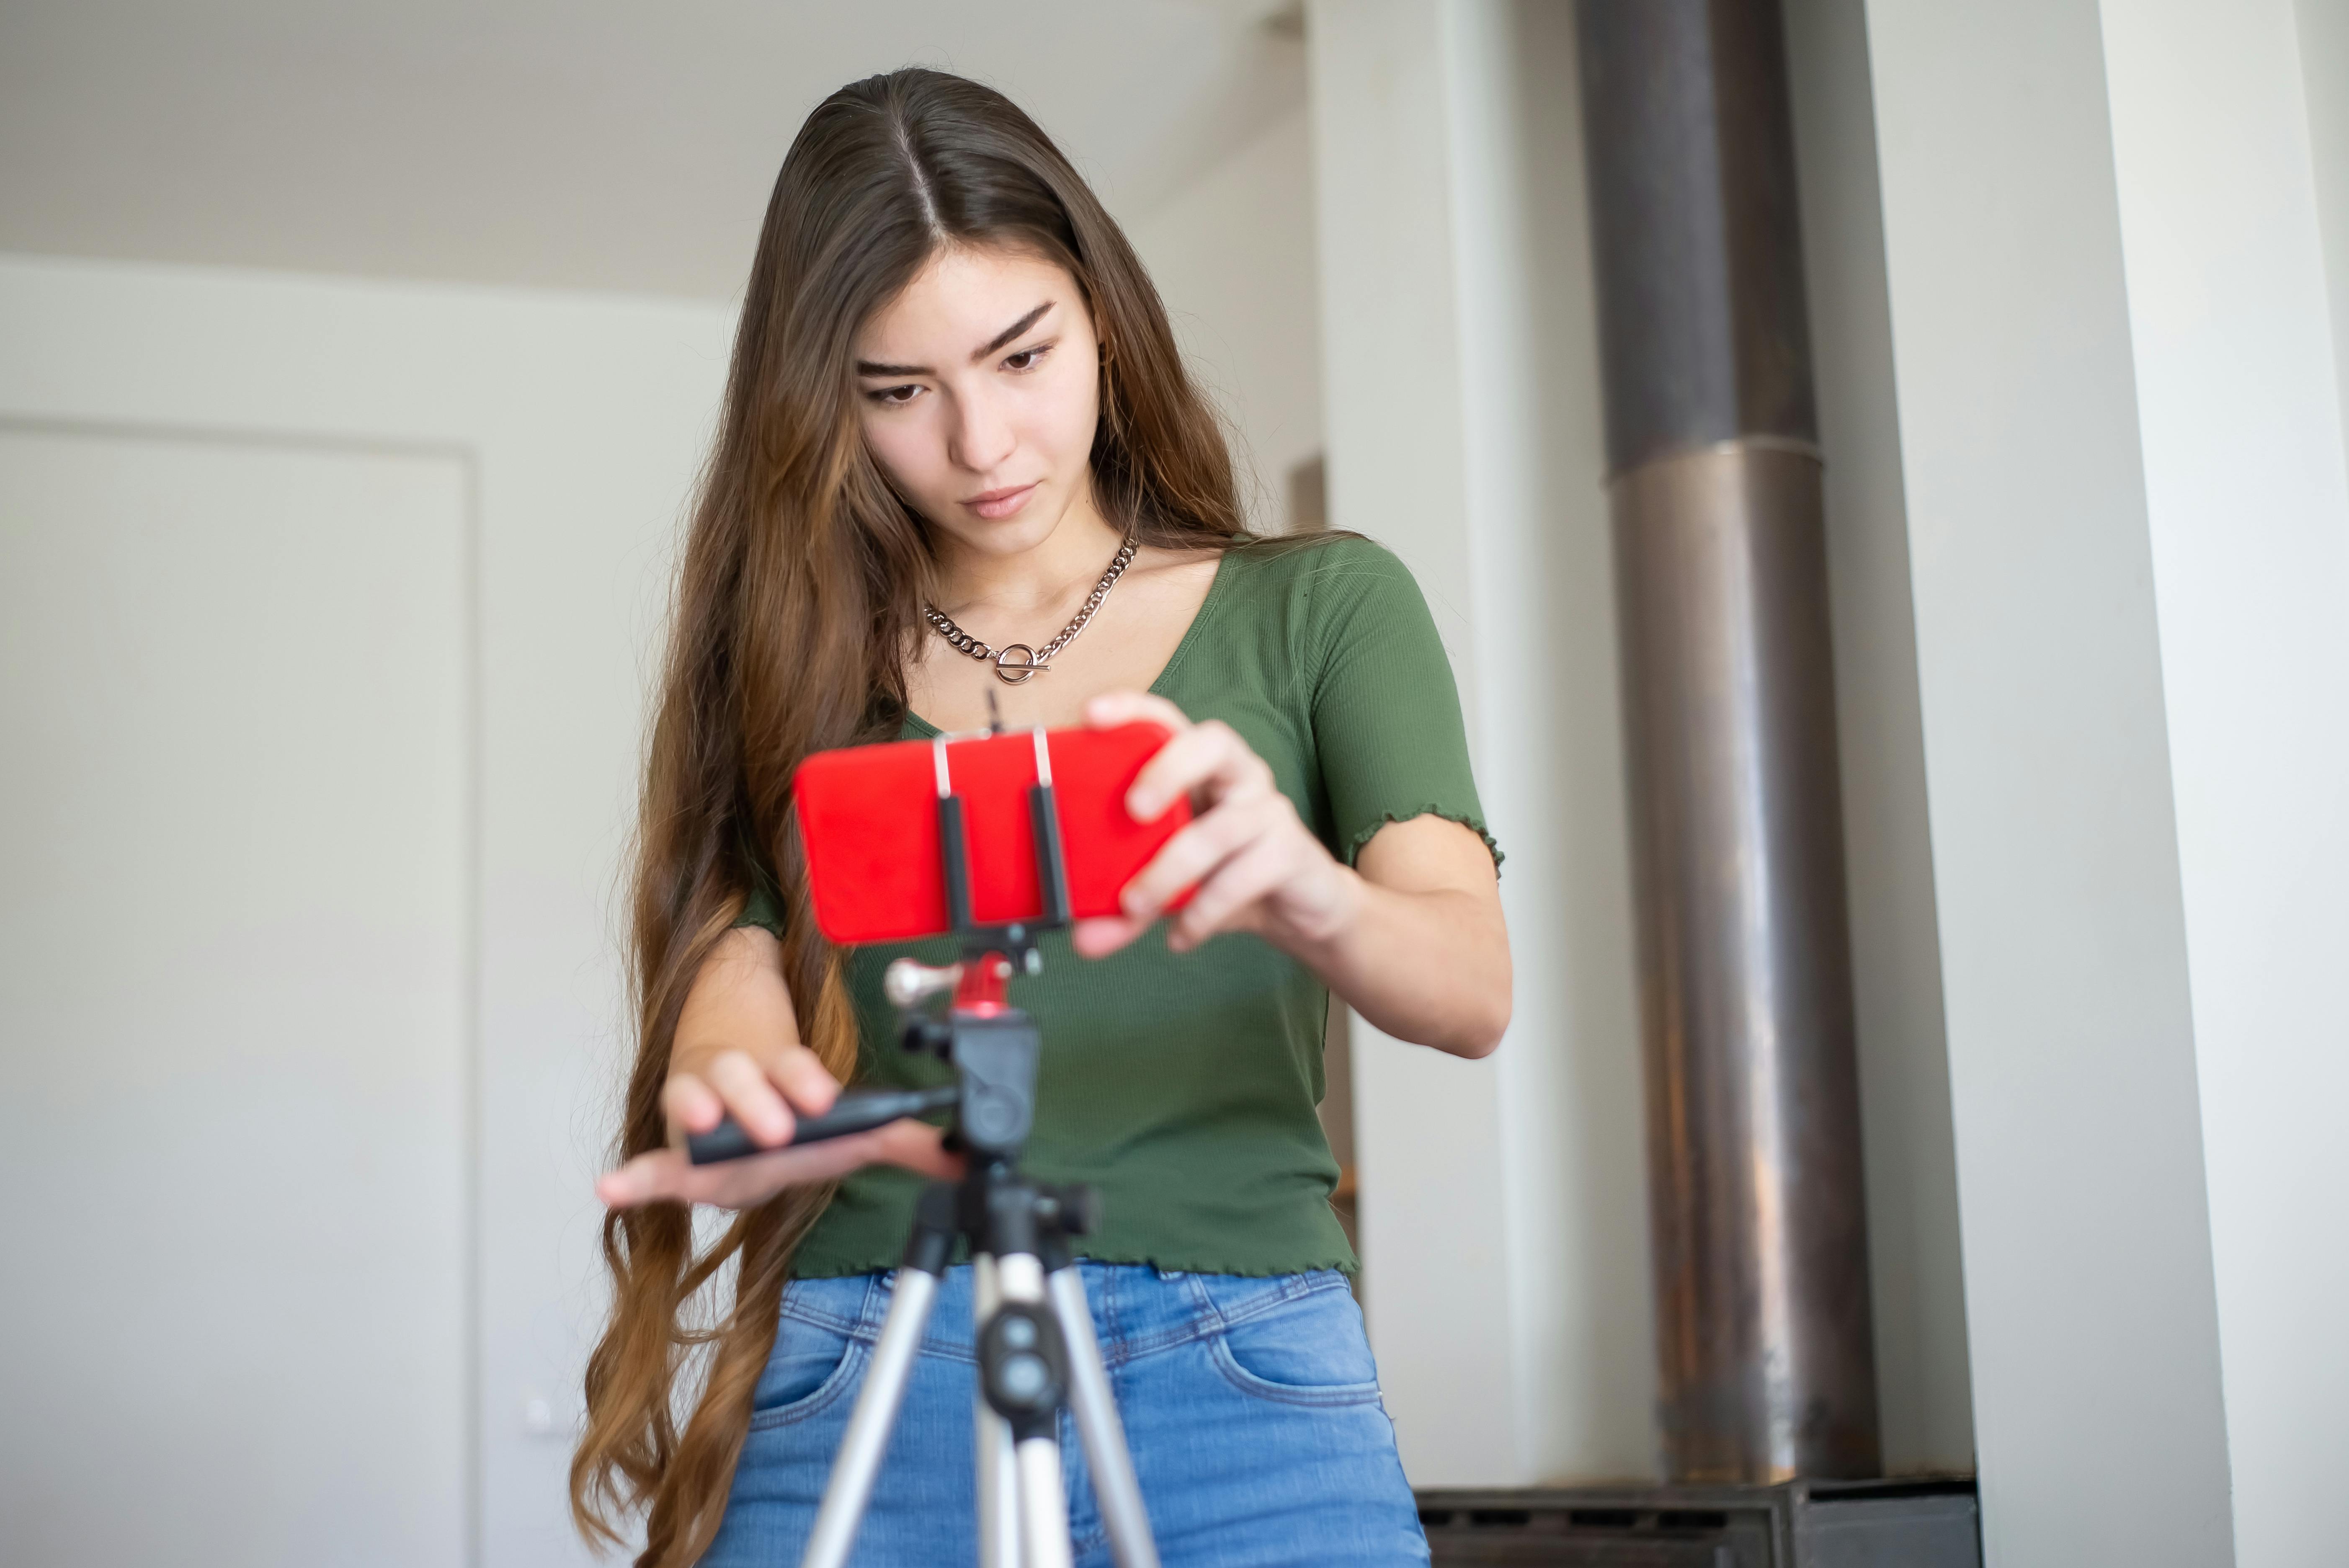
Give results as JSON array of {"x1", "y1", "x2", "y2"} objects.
[{"x1": 1573, "y1": 0, "x2": 1880, "y2": 1482}]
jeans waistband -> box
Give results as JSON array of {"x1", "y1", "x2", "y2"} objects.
[{"x1": 781, "y1": 1261, "x2": 1354, "y2": 1370}]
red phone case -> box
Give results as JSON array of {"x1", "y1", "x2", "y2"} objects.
[{"x1": 792, "y1": 722, "x2": 1190, "y2": 945}]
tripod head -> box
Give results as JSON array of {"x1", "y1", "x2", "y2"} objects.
[{"x1": 886, "y1": 951, "x2": 1036, "y2": 1161}]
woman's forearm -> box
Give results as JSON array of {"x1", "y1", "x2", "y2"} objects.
[{"x1": 1289, "y1": 870, "x2": 1510, "y2": 1058}]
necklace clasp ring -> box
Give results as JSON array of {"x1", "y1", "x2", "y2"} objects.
[{"x1": 993, "y1": 644, "x2": 1046, "y2": 685}]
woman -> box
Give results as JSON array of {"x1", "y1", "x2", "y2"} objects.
[{"x1": 574, "y1": 67, "x2": 1509, "y2": 1568}]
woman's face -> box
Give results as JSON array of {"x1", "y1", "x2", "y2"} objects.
[{"x1": 854, "y1": 243, "x2": 1104, "y2": 560}]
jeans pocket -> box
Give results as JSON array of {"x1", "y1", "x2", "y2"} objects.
[
  {"x1": 749, "y1": 1279, "x2": 869, "y2": 1430},
  {"x1": 1199, "y1": 1272, "x2": 1385, "y2": 1407}
]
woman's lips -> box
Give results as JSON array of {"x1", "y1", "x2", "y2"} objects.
[{"x1": 964, "y1": 481, "x2": 1039, "y2": 520}]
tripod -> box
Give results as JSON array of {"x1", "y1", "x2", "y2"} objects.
[{"x1": 688, "y1": 728, "x2": 1162, "y2": 1568}]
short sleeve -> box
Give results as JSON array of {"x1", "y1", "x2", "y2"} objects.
[
  {"x1": 736, "y1": 877, "x2": 786, "y2": 936},
  {"x1": 1305, "y1": 539, "x2": 1502, "y2": 872}
]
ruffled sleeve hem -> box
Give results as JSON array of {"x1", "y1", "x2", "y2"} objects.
[{"x1": 1341, "y1": 806, "x2": 1504, "y2": 875}]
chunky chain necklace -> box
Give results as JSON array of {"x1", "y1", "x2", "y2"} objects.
[{"x1": 924, "y1": 531, "x2": 1140, "y2": 685}]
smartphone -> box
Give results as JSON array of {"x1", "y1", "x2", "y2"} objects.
[{"x1": 793, "y1": 721, "x2": 1191, "y2": 945}]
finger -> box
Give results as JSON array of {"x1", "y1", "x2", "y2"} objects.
[
  {"x1": 597, "y1": 1148, "x2": 693, "y2": 1208},
  {"x1": 1084, "y1": 690, "x2": 1192, "y2": 733},
  {"x1": 597, "y1": 1122, "x2": 929, "y2": 1211},
  {"x1": 1071, "y1": 913, "x2": 1151, "y2": 958},
  {"x1": 1125, "y1": 720, "x2": 1240, "y2": 817},
  {"x1": 598, "y1": 1146, "x2": 827, "y2": 1209},
  {"x1": 706, "y1": 1050, "x2": 795, "y2": 1148},
  {"x1": 1118, "y1": 799, "x2": 1269, "y2": 921},
  {"x1": 1128, "y1": 720, "x2": 1270, "y2": 820},
  {"x1": 1169, "y1": 836, "x2": 1295, "y2": 952},
  {"x1": 660, "y1": 1071, "x2": 726, "y2": 1136},
  {"x1": 769, "y1": 1044, "x2": 842, "y2": 1118},
  {"x1": 598, "y1": 1145, "x2": 781, "y2": 1209}
]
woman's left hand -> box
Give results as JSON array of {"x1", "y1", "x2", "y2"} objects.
[{"x1": 1072, "y1": 691, "x2": 1359, "y2": 959}]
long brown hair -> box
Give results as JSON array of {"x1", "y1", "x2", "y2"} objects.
[{"x1": 572, "y1": 68, "x2": 1245, "y2": 1566}]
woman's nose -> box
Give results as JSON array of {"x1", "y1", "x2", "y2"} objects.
[{"x1": 947, "y1": 388, "x2": 1016, "y2": 474}]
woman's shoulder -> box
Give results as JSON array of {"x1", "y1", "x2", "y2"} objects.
[
  {"x1": 1220, "y1": 531, "x2": 1421, "y2": 614},
  {"x1": 1196, "y1": 534, "x2": 1443, "y2": 696}
]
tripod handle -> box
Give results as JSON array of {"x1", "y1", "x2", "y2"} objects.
[{"x1": 685, "y1": 1085, "x2": 959, "y2": 1166}]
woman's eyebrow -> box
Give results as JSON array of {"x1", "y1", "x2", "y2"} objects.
[
  {"x1": 854, "y1": 301, "x2": 1055, "y2": 379},
  {"x1": 974, "y1": 301, "x2": 1053, "y2": 360}
]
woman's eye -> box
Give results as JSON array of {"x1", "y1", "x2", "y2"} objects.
[
  {"x1": 1003, "y1": 345, "x2": 1051, "y2": 373},
  {"x1": 869, "y1": 384, "x2": 921, "y2": 406}
]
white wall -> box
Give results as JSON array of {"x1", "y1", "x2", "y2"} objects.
[
  {"x1": 1307, "y1": 0, "x2": 1655, "y2": 1485},
  {"x1": 2100, "y1": 5, "x2": 2349, "y2": 1564},
  {"x1": 1129, "y1": 106, "x2": 1325, "y2": 532},
  {"x1": 0, "y1": 428, "x2": 470, "y2": 1567},
  {"x1": 0, "y1": 253, "x2": 734, "y2": 1566}
]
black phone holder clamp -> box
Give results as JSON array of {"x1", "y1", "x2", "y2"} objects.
[{"x1": 933, "y1": 722, "x2": 1074, "y2": 970}]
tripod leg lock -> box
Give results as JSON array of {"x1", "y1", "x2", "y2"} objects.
[
  {"x1": 978, "y1": 1301, "x2": 1068, "y2": 1444},
  {"x1": 900, "y1": 1181, "x2": 959, "y2": 1277}
]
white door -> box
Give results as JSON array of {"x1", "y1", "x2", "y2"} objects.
[{"x1": 0, "y1": 424, "x2": 472, "y2": 1566}]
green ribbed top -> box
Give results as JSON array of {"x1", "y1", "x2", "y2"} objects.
[{"x1": 740, "y1": 535, "x2": 1496, "y2": 1278}]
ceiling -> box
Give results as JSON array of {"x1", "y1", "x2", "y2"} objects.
[{"x1": 0, "y1": 0, "x2": 1307, "y2": 300}]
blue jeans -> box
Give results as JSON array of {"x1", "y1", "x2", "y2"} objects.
[{"x1": 705, "y1": 1263, "x2": 1431, "y2": 1568}]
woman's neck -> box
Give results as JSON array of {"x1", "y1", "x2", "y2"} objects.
[{"x1": 930, "y1": 487, "x2": 1127, "y2": 618}]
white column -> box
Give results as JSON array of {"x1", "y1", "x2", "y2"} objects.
[
  {"x1": 2101, "y1": 4, "x2": 2349, "y2": 1564},
  {"x1": 1306, "y1": 0, "x2": 1654, "y2": 1485},
  {"x1": 1307, "y1": 0, "x2": 1509, "y2": 1485},
  {"x1": 1860, "y1": 2, "x2": 2235, "y2": 1563},
  {"x1": 1867, "y1": 1, "x2": 2349, "y2": 1563}
]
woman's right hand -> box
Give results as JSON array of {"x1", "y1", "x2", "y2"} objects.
[{"x1": 594, "y1": 926, "x2": 962, "y2": 1212}]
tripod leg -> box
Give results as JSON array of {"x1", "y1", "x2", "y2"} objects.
[
  {"x1": 799, "y1": 1269, "x2": 941, "y2": 1568},
  {"x1": 974, "y1": 1254, "x2": 1021, "y2": 1568},
  {"x1": 1013, "y1": 1433, "x2": 1075, "y2": 1568},
  {"x1": 1047, "y1": 1269, "x2": 1160, "y2": 1568},
  {"x1": 988, "y1": 1252, "x2": 1073, "y2": 1568}
]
